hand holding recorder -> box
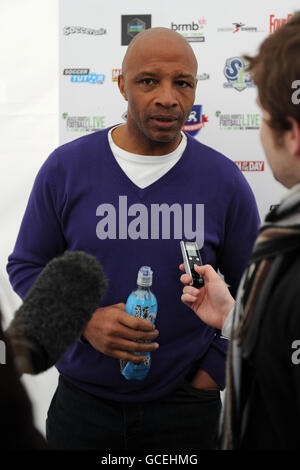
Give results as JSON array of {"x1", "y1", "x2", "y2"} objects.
[{"x1": 180, "y1": 263, "x2": 235, "y2": 331}]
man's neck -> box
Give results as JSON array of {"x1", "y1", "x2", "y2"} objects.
[{"x1": 111, "y1": 124, "x2": 182, "y2": 156}]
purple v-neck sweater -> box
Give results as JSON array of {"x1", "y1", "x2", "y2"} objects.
[{"x1": 7, "y1": 127, "x2": 260, "y2": 401}]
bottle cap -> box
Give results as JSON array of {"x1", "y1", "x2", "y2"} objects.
[{"x1": 137, "y1": 266, "x2": 153, "y2": 287}]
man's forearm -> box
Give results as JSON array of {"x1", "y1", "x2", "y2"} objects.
[{"x1": 191, "y1": 369, "x2": 220, "y2": 390}]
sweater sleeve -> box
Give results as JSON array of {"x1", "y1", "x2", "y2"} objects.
[
  {"x1": 6, "y1": 151, "x2": 67, "y2": 299},
  {"x1": 198, "y1": 333, "x2": 228, "y2": 390}
]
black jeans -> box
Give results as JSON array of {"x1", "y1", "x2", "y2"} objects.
[{"x1": 46, "y1": 375, "x2": 221, "y2": 451}]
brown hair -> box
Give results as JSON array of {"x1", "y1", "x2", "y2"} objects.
[{"x1": 245, "y1": 11, "x2": 300, "y2": 136}]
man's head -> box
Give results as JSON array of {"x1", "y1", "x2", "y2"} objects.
[
  {"x1": 118, "y1": 27, "x2": 198, "y2": 155},
  {"x1": 245, "y1": 12, "x2": 300, "y2": 187}
]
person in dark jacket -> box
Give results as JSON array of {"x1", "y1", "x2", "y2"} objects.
[
  {"x1": 0, "y1": 306, "x2": 46, "y2": 450},
  {"x1": 181, "y1": 11, "x2": 300, "y2": 449}
]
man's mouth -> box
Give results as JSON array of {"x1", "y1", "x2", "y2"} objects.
[{"x1": 150, "y1": 115, "x2": 178, "y2": 129}]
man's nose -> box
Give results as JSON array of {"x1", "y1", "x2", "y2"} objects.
[{"x1": 154, "y1": 83, "x2": 178, "y2": 108}]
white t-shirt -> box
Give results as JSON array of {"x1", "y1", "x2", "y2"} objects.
[{"x1": 108, "y1": 126, "x2": 187, "y2": 189}]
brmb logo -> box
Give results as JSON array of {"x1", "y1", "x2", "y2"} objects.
[{"x1": 171, "y1": 18, "x2": 206, "y2": 42}]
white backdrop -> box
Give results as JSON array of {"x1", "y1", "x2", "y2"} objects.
[{"x1": 0, "y1": 0, "x2": 298, "y2": 437}]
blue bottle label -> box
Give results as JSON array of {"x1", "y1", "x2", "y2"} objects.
[
  {"x1": 125, "y1": 295, "x2": 157, "y2": 323},
  {"x1": 121, "y1": 293, "x2": 157, "y2": 380}
]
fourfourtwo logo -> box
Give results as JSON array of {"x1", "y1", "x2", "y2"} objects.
[{"x1": 95, "y1": 196, "x2": 205, "y2": 249}]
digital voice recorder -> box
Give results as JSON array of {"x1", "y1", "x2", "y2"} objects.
[{"x1": 180, "y1": 240, "x2": 205, "y2": 288}]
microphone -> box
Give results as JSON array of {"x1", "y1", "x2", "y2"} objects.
[{"x1": 6, "y1": 251, "x2": 107, "y2": 375}]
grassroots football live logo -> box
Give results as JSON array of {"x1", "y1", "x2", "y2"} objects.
[
  {"x1": 171, "y1": 18, "x2": 206, "y2": 42},
  {"x1": 182, "y1": 105, "x2": 208, "y2": 136},
  {"x1": 269, "y1": 13, "x2": 293, "y2": 33},
  {"x1": 121, "y1": 15, "x2": 152, "y2": 45},
  {"x1": 62, "y1": 113, "x2": 105, "y2": 132},
  {"x1": 215, "y1": 111, "x2": 260, "y2": 130},
  {"x1": 223, "y1": 57, "x2": 255, "y2": 92},
  {"x1": 217, "y1": 21, "x2": 265, "y2": 33},
  {"x1": 63, "y1": 25, "x2": 107, "y2": 35},
  {"x1": 95, "y1": 196, "x2": 204, "y2": 249}
]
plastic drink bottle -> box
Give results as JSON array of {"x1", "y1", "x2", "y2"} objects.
[{"x1": 120, "y1": 266, "x2": 158, "y2": 380}]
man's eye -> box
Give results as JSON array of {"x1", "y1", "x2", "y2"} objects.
[
  {"x1": 177, "y1": 81, "x2": 192, "y2": 88},
  {"x1": 142, "y1": 78, "x2": 155, "y2": 85}
]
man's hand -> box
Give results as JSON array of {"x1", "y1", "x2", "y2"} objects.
[
  {"x1": 82, "y1": 303, "x2": 159, "y2": 363},
  {"x1": 180, "y1": 264, "x2": 235, "y2": 330}
]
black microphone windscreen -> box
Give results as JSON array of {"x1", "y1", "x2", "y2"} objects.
[{"x1": 7, "y1": 251, "x2": 107, "y2": 373}]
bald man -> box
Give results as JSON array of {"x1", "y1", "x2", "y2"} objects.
[{"x1": 7, "y1": 27, "x2": 260, "y2": 450}]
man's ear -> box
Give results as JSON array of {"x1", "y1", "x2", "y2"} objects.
[
  {"x1": 118, "y1": 74, "x2": 128, "y2": 101},
  {"x1": 286, "y1": 117, "x2": 300, "y2": 157}
]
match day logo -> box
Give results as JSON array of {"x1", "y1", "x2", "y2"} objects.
[
  {"x1": 235, "y1": 161, "x2": 264, "y2": 171},
  {"x1": 223, "y1": 57, "x2": 255, "y2": 92},
  {"x1": 182, "y1": 105, "x2": 208, "y2": 136}
]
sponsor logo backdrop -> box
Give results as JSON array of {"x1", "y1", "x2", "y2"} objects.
[{"x1": 60, "y1": 0, "x2": 299, "y2": 219}]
